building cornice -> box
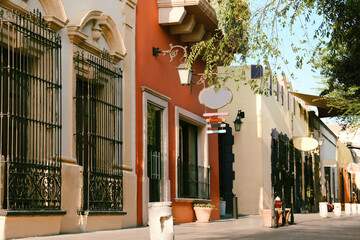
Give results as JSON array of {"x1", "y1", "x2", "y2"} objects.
[{"x1": 157, "y1": 0, "x2": 216, "y2": 24}]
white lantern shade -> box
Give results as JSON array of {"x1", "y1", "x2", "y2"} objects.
[{"x1": 176, "y1": 63, "x2": 192, "y2": 85}]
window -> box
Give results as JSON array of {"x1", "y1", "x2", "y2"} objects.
[
  {"x1": 147, "y1": 103, "x2": 162, "y2": 202},
  {"x1": 269, "y1": 76, "x2": 273, "y2": 96},
  {"x1": 276, "y1": 81, "x2": 279, "y2": 101},
  {"x1": 176, "y1": 107, "x2": 210, "y2": 200},
  {"x1": 288, "y1": 91, "x2": 290, "y2": 110},
  {"x1": 293, "y1": 97, "x2": 296, "y2": 115},
  {"x1": 0, "y1": 10, "x2": 62, "y2": 210},
  {"x1": 75, "y1": 50, "x2": 123, "y2": 211},
  {"x1": 178, "y1": 120, "x2": 198, "y2": 198},
  {"x1": 271, "y1": 131, "x2": 295, "y2": 208},
  {"x1": 281, "y1": 86, "x2": 284, "y2": 105}
]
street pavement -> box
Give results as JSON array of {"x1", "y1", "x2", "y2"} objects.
[{"x1": 18, "y1": 212, "x2": 360, "y2": 240}]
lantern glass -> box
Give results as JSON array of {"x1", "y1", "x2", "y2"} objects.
[
  {"x1": 176, "y1": 63, "x2": 192, "y2": 85},
  {"x1": 233, "y1": 118, "x2": 242, "y2": 132}
]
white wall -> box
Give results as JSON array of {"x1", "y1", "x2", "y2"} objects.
[{"x1": 219, "y1": 66, "x2": 309, "y2": 214}]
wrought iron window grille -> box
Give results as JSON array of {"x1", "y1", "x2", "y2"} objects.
[
  {"x1": 177, "y1": 159, "x2": 210, "y2": 200},
  {"x1": 74, "y1": 50, "x2": 123, "y2": 212},
  {"x1": 0, "y1": 9, "x2": 62, "y2": 210}
]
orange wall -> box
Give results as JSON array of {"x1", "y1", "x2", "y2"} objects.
[{"x1": 136, "y1": 0, "x2": 220, "y2": 225}]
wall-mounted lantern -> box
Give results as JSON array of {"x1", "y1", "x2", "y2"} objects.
[
  {"x1": 153, "y1": 44, "x2": 193, "y2": 85},
  {"x1": 233, "y1": 110, "x2": 245, "y2": 132}
]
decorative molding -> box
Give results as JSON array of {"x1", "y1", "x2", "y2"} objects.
[
  {"x1": 113, "y1": 164, "x2": 134, "y2": 172},
  {"x1": 170, "y1": 14, "x2": 196, "y2": 34},
  {"x1": 39, "y1": 0, "x2": 69, "y2": 31},
  {"x1": 0, "y1": 210, "x2": 66, "y2": 216},
  {"x1": 157, "y1": 0, "x2": 216, "y2": 43},
  {"x1": 43, "y1": 15, "x2": 68, "y2": 31},
  {"x1": 39, "y1": 0, "x2": 68, "y2": 22},
  {"x1": 141, "y1": 86, "x2": 171, "y2": 102},
  {"x1": 158, "y1": 7, "x2": 186, "y2": 26},
  {"x1": 1, "y1": 1, "x2": 30, "y2": 14},
  {"x1": 67, "y1": 27, "x2": 88, "y2": 45},
  {"x1": 60, "y1": 156, "x2": 77, "y2": 164},
  {"x1": 67, "y1": 10, "x2": 103, "y2": 30},
  {"x1": 142, "y1": 89, "x2": 170, "y2": 225},
  {"x1": 67, "y1": 10, "x2": 126, "y2": 63},
  {"x1": 174, "y1": 106, "x2": 209, "y2": 199},
  {"x1": 1, "y1": 0, "x2": 69, "y2": 31},
  {"x1": 98, "y1": 14, "x2": 127, "y2": 61},
  {"x1": 157, "y1": 0, "x2": 216, "y2": 24},
  {"x1": 126, "y1": 0, "x2": 137, "y2": 8},
  {"x1": 180, "y1": 24, "x2": 205, "y2": 42},
  {"x1": 174, "y1": 198, "x2": 211, "y2": 203}
]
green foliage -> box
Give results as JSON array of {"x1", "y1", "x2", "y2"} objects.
[
  {"x1": 186, "y1": 0, "x2": 250, "y2": 87},
  {"x1": 187, "y1": 0, "x2": 319, "y2": 93},
  {"x1": 186, "y1": 0, "x2": 360, "y2": 128},
  {"x1": 193, "y1": 203, "x2": 215, "y2": 208},
  {"x1": 316, "y1": 0, "x2": 360, "y2": 128}
]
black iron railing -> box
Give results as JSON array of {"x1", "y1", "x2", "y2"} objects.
[
  {"x1": 177, "y1": 159, "x2": 210, "y2": 199},
  {"x1": 0, "y1": 9, "x2": 62, "y2": 210},
  {"x1": 74, "y1": 50, "x2": 123, "y2": 211}
]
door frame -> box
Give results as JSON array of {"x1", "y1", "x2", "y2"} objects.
[
  {"x1": 174, "y1": 106, "x2": 208, "y2": 200},
  {"x1": 141, "y1": 87, "x2": 170, "y2": 225}
]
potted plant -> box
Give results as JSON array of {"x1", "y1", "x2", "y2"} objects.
[{"x1": 193, "y1": 203, "x2": 215, "y2": 223}]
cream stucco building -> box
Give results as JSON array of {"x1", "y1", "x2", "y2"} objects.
[
  {"x1": 0, "y1": 0, "x2": 137, "y2": 238},
  {"x1": 219, "y1": 65, "x2": 312, "y2": 215}
]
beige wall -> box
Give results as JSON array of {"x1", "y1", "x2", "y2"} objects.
[
  {"x1": 0, "y1": 215, "x2": 62, "y2": 239},
  {"x1": 122, "y1": 170, "x2": 138, "y2": 227},
  {"x1": 0, "y1": 0, "x2": 138, "y2": 237},
  {"x1": 60, "y1": 162, "x2": 83, "y2": 233},
  {"x1": 219, "y1": 66, "x2": 309, "y2": 214}
]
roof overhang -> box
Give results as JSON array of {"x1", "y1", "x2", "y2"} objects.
[
  {"x1": 157, "y1": 0, "x2": 217, "y2": 43},
  {"x1": 290, "y1": 92, "x2": 344, "y2": 118}
]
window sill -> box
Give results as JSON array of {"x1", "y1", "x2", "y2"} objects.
[
  {"x1": 0, "y1": 210, "x2": 66, "y2": 216},
  {"x1": 77, "y1": 210, "x2": 127, "y2": 216},
  {"x1": 174, "y1": 198, "x2": 211, "y2": 203}
]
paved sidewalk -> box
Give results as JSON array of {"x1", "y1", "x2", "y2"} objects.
[{"x1": 18, "y1": 212, "x2": 360, "y2": 240}]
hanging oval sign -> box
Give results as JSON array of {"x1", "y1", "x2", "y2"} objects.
[
  {"x1": 198, "y1": 86, "x2": 233, "y2": 109},
  {"x1": 293, "y1": 137, "x2": 319, "y2": 151},
  {"x1": 356, "y1": 172, "x2": 360, "y2": 190},
  {"x1": 347, "y1": 162, "x2": 358, "y2": 174}
]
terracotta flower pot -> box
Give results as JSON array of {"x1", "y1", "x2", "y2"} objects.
[{"x1": 194, "y1": 207, "x2": 213, "y2": 223}]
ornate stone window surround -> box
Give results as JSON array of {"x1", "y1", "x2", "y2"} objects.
[{"x1": 67, "y1": 10, "x2": 127, "y2": 64}]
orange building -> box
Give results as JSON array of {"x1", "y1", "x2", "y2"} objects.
[{"x1": 136, "y1": 0, "x2": 220, "y2": 225}]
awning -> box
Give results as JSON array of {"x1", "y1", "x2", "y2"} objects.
[{"x1": 290, "y1": 92, "x2": 344, "y2": 118}]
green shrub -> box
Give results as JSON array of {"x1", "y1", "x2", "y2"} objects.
[{"x1": 193, "y1": 203, "x2": 215, "y2": 208}]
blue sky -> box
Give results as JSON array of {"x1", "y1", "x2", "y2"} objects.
[
  {"x1": 244, "y1": 1, "x2": 337, "y2": 123},
  {"x1": 247, "y1": 1, "x2": 326, "y2": 96},
  {"x1": 276, "y1": 17, "x2": 324, "y2": 96}
]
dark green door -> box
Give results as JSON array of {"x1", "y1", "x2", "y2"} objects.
[{"x1": 147, "y1": 103, "x2": 162, "y2": 202}]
